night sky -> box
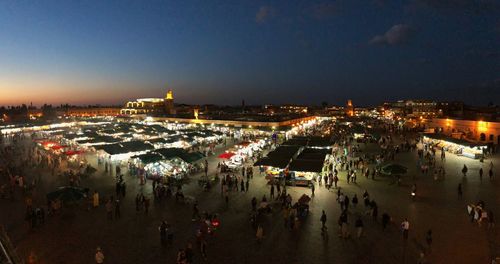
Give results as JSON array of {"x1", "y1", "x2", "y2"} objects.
[{"x1": 0, "y1": 0, "x2": 499, "y2": 106}]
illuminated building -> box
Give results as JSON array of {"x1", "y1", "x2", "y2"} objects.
[
  {"x1": 346, "y1": 100, "x2": 354, "y2": 117},
  {"x1": 63, "y1": 107, "x2": 121, "y2": 117},
  {"x1": 427, "y1": 118, "x2": 500, "y2": 144},
  {"x1": 121, "y1": 88, "x2": 175, "y2": 115}
]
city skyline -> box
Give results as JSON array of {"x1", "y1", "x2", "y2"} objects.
[{"x1": 1, "y1": 1, "x2": 499, "y2": 106}]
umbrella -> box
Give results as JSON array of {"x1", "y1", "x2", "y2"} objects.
[
  {"x1": 218, "y1": 152, "x2": 235, "y2": 159},
  {"x1": 46, "y1": 187, "x2": 89, "y2": 203},
  {"x1": 381, "y1": 164, "x2": 408, "y2": 175},
  {"x1": 65, "y1": 150, "x2": 84, "y2": 156}
]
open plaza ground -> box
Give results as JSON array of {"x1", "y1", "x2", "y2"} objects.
[{"x1": 0, "y1": 121, "x2": 499, "y2": 264}]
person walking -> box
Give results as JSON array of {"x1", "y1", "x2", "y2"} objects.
[
  {"x1": 425, "y1": 229, "x2": 432, "y2": 250},
  {"x1": 93, "y1": 191, "x2": 99, "y2": 208},
  {"x1": 339, "y1": 193, "x2": 345, "y2": 211},
  {"x1": 352, "y1": 194, "x2": 358, "y2": 208},
  {"x1": 401, "y1": 218, "x2": 410, "y2": 241},
  {"x1": 176, "y1": 249, "x2": 187, "y2": 263},
  {"x1": 479, "y1": 167, "x2": 484, "y2": 181},
  {"x1": 256, "y1": 225, "x2": 264, "y2": 243},
  {"x1": 105, "y1": 199, "x2": 113, "y2": 220},
  {"x1": 114, "y1": 199, "x2": 121, "y2": 219},
  {"x1": 95, "y1": 247, "x2": 104, "y2": 264},
  {"x1": 282, "y1": 207, "x2": 290, "y2": 228},
  {"x1": 488, "y1": 210, "x2": 495, "y2": 228},
  {"x1": 159, "y1": 221, "x2": 168, "y2": 245},
  {"x1": 340, "y1": 212, "x2": 349, "y2": 239},
  {"x1": 192, "y1": 202, "x2": 200, "y2": 221},
  {"x1": 382, "y1": 213, "x2": 390, "y2": 230},
  {"x1": 355, "y1": 217, "x2": 364, "y2": 238},
  {"x1": 270, "y1": 184, "x2": 275, "y2": 199},
  {"x1": 489, "y1": 168, "x2": 494, "y2": 180},
  {"x1": 311, "y1": 183, "x2": 315, "y2": 197},
  {"x1": 185, "y1": 243, "x2": 193, "y2": 264},
  {"x1": 320, "y1": 210, "x2": 327, "y2": 229},
  {"x1": 144, "y1": 197, "x2": 150, "y2": 215},
  {"x1": 135, "y1": 194, "x2": 141, "y2": 212},
  {"x1": 200, "y1": 239, "x2": 207, "y2": 260}
]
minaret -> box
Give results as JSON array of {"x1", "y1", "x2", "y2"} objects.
[
  {"x1": 164, "y1": 89, "x2": 174, "y2": 115},
  {"x1": 346, "y1": 99, "x2": 354, "y2": 117}
]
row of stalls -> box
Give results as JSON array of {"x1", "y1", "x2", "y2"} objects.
[
  {"x1": 131, "y1": 148, "x2": 205, "y2": 179},
  {"x1": 30, "y1": 121, "x2": 229, "y2": 180},
  {"x1": 421, "y1": 133, "x2": 487, "y2": 159},
  {"x1": 12, "y1": 118, "x2": 288, "y2": 181},
  {"x1": 254, "y1": 136, "x2": 333, "y2": 186},
  {"x1": 35, "y1": 140, "x2": 86, "y2": 165},
  {"x1": 218, "y1": 139, "x2": 269, "y2": 171}
]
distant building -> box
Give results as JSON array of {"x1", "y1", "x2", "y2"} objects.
[
  {"x1": 63, "y1": 107, "x2": 121, "y2": 117},
  {"x1": 384, "y1": 99, "x2": 442, "y2": 118},
  {"x1": 121, "y1": 88, "x2": 176, "y2": 115},
  {"x1": 427, "y1": 118, "x2": 500, "y2": 145},
  {"x1": 346, "y1": 100, "x2": 354, "y2": 117},
  {"x1": 279, "y1": 105, "x2": 308, "y2": 114}
]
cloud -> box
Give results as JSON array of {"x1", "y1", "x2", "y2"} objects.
[
  {"x1": 311, "y1": 2, "x2": 338, "y2": 19},
  {"x1": 369, "y1": 24, "x2": 415, "y2": 45},
  {"x1": 255, "y1": 5, "x2": 274, "y2": 24}
]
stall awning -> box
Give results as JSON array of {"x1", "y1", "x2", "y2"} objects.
[
  {"x1": 282, "y1": 136, "x2": 332, "y2": 148},
  {"x1": 132, "y1": 153, "x2": 164, "y2": 164},
  {"x1": 120, "y1": 141, "x2": 154, "y2": 152},
  {"x1": 179, "y1": 152, "x2": 205, "y2": 163},
  {"x1": 289, "y1": 159, "x2": 324, "y2": 173},
  {"x1": 423, "y1": 133, "x2": 486, "y2": 148},
  {"x1": 266, "y1": 146, "x2": 300, "y2": 160},
  {"x1": 155, "y1": 148, "x2": 185, "y2": 159},
  {"x1": 296, "y1": 148, "x2": 328, "y2": 161},
  {"x1": 218, "y1": 152, "x2": 235, "y2": 159},
  {"x1": 254, "y1": 157, "x2": 290, "y2": 169},
  {"x1": 95, "y1": 143, "x2": 126, "y2": 155},
  {"x1": 147, "y1": 138, "x2": 167, "y2": 144}
]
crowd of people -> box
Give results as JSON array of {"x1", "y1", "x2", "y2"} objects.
[{"x1": 1, "y1": 120, "x2": 498, "y2": 264}]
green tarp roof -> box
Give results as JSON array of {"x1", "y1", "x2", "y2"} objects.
[
  {"x1": 267, "y1": 146, "x2": 300, "y2": 160},
  {"x1": 155, "y1": 148, "x2": 185, "y2": 159},
  {"x1": 95, "y1": 143, "x2": 125, "y2": 155},
  {"x1": 289, "y1": 159, "x2": 324, "y2": 173},
  {"x1": 120, "y1": 141, "x2": 154, "y2": 152},
  {"x1": 178, "y1": 152, "x2": 204, "y2": 163},
  {"x1": 254, "y1": 157, "x2": 290, "y2": 169},
  {"x1": 132, "y1": 153, "x2": 164, "y2": 164},
  {"x1": 154, "y1": 148, "x2": 204, "y2": 163}
]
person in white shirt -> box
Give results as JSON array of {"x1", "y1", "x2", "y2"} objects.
[
  {"x1": 401, "y1": 218, "x2": 410, "y2": 240},
  {"x1": 95, "y1": 247, "x2": 104, "y2": 264}
]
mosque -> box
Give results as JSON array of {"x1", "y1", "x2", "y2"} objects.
[{"x1": 120, "y1": 89, "x2": 175, "y2": 115}]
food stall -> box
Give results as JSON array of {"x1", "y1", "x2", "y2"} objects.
[{"x1": 422, "y1": 133, "x2": 487, "y2": 159}]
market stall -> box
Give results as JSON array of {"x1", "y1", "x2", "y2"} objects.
[{"x1": 422, "y1": 133, "x2": 487, "y2": 159}]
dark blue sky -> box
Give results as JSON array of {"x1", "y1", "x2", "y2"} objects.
[{"x1": 0, "y1": 0, "x2": 499, "y2": 106}]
